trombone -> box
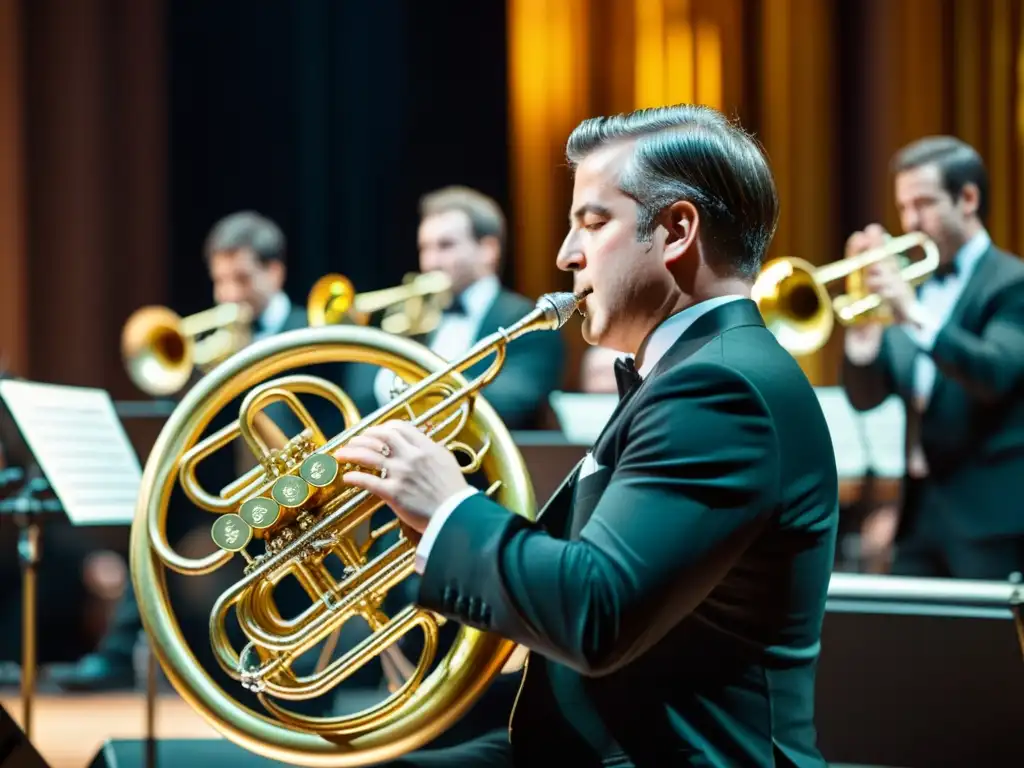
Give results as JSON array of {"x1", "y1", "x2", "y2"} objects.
[
  {"x1": 752, "y1": 232, "x2": 940, "y2": 356},
  {"x1": 121, "y1": 303, "x2": 252, "y2": 396},
  {"x1": 307, "y1": 270, "x2": 452, "y2": 336}
]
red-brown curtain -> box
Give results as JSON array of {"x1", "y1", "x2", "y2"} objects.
[{"x1": 0, "y1": 0, "x2": 167, "y2": 399}]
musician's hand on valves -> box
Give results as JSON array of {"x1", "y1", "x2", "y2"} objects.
[
  {"x1": 859, "y1": 226, "x2": 919, "y2": 326},
  {"x1": 334, "y1": 420, "x2": 470, "y2": 534},
  {"x1": 843, "y1": 224, "x2": 901, "y2": 364}
]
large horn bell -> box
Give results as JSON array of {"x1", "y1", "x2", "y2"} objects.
[{"x1": 129, "y1": 308, "x2": 573, "y2": 764}]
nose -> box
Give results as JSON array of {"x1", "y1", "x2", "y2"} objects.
[
  {"x1": 556, "y1": 230, "x2": 584, "y2": 273},
  {"x1": 419, "y1": 249, "x2": 440, "y2": 274}
]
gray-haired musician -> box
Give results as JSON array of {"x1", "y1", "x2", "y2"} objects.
[{"x1": 335, "y1": 104, "x2": 839, "y2": 767}]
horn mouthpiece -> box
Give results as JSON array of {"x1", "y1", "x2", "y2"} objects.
[{"x1": 537, "y1": 291, "x2": 586, "y2": 329}]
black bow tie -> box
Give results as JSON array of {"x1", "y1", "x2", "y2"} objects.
[
  {"x1": 446, "y1": 294, "x2": 468, "y2": 316},
  {"x1": 933, "y1": 259, "x2": 959, "y2": 282},
  {"x1": 614, "y1": 357, "x2": 641, "y2": 399}
]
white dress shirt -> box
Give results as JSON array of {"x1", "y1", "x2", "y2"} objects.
[
  {"x1": 413, "y1": 293, "x2": 747, "y2": 574},
  {"x1": 905, "y1": 230, "x2": 989, "y2": 410},
  {"x1": 373, "y1": 275, "x2": 501, "y2": 407},
  {"x1": 253, "y1": 292, "x2": 293, "y2": 341}
]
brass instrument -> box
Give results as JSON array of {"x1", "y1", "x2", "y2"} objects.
[
  {"x1": 130, "y1": 290, "x2": 584, "y2": 766},
  {"x1": 121, "y1": 303, "x2": 253, "y2": 396},
  {"x1": 752, "y1": 232, "x2": 940, "y2": 356},
  {"x1": 307, "y1": 271, "x2": 453, "y2": 336}
]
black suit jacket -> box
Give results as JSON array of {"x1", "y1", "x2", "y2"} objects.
[
  {"x1": 342, "y1": 287, "x2": 566, "y2": 431},
  {"x1": 842, "y1": 245, "x2": 1024, "y2": 541},
  {"x1": 417, "y1": 299, "x2": 839, "y2": 766}
]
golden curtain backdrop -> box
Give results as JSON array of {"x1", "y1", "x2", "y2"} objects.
[{"x1": 506, "y1": 0, "x2": 1023, "y2": 390}]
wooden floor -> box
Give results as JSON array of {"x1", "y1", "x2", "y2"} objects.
[{"x1": 0, "y1": 691, "x2": 219, "y2": 768}]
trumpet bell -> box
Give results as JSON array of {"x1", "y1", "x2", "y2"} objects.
[
  {"x1": 307, "y1": 273, "x2": 359, "y2": 326},
  {"x1": 753, "y1": 233, "x2": 940, "y2": 355},
  {"x1": 752, "y1": 256, "x2": 835, "y2": 357},
  {"x1": 121, "y1": 305, "x2": 193, "y2": 396}
]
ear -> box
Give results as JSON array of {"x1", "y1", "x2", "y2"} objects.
[
  {"x1": 266, "y1": 259, "x2": 286, "y2": 289},
  {"x1": 477, "y1": 235, "x2": 501, "y2": 272},
  {"x1": 658, "y1": 200, "x2": 700, "y2": 265},
  {"x1": 958, "y1": 182, "x2": 981, "y2": 217}
]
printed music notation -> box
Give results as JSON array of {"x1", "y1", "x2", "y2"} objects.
[{"x1": 0, "y1": 379, "x2": 142, "y2": 526}]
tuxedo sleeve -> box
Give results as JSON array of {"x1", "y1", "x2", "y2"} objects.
[
  {"x1": 841, "y1": 332, "x2": 897, "y2": 412},
  {"x1": 416, "y1": 362, "x2": 780, "y2": 677},
  {"x1": 928, "y1": 279, "x2": 1024, "y2": 402}
]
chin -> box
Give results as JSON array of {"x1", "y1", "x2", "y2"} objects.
[{"x1": 580, "y1": 314, "x2": 603, "y2": 346}]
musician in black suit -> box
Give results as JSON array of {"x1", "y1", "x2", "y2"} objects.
[
  {"x1": 49, "y1": 211, "x2": 352, "y2": 704},
  {"x1": 343, "y1": 186, "x2": 566, "y2": 431},
  {"x1": 843, "y1": 136, "x2": 1024, "y2": 580},
  {"x1": 335, "y1": 104, "x2": 839, "y2": 766}
]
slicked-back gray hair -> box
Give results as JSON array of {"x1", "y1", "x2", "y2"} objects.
[
  {"x1": 566, "y1": 104, "x2": 779, "y2": 280},
  {"x1": 203, "y1": 210, "x2": 286, "y2": 265}
]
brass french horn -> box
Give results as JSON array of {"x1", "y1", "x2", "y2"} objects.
[{"x1": 130, "y1": 290, "x2": 584, "y2": 765}]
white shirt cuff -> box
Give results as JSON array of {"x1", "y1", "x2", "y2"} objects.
[
  {"x1": 414, "y1": 486, "x2": 480, "y2": 574},
  {"x1": 904, "y1": 304, "x2": 943, "y2": 351}
]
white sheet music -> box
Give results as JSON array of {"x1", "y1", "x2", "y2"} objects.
[
  {"x1": 549, "y1": 392, "x2": 618, "y2": 444},
  {"x1": 550, "y1": 387, "x2": 907, "y2": 479},
  {"x1": 0, "y1": 379, "x2": 141, "y2": 525}
]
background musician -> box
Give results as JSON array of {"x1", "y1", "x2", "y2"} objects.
[
  {"x1": 335, "y1": 104, "x2": 840, "y2": 766},
  {"x1": 842, "y1": 136, "x2": 1024, "y2": 579},
  {"x1": 344, "y1": 185, "x2": 566, "y2": 431},
  {"x1": 48, "y1": 211, "x2": 356, "y2": 705}
]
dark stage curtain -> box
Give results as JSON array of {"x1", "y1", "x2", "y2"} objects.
[{"x1": 166, "y1": 0, "x2": 511, "y2": 319}]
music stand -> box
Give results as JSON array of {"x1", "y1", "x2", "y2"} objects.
[
  {"x1": 114, "y1": 397, "x2": 177, "y2": 768},
  {"x1": 0, "y1": 380, "x2": 141, "y2": 746}
]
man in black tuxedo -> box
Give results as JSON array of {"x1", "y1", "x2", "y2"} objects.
[
  {"x1": 343, "y1": 186, "x2": 566, "y2": 431},
  {"x1": 334, "y1": 104, "x2": 839, "y2": 766},
  {"x1": 842, "y1": 136, "x2": 1024, "y2": 580},
  {"x1": 49, "y1": 211, "x2": 352, "y2": 703}
]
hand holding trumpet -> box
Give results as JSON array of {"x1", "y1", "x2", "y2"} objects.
[{"x1": 845, "y1": 224, "x2": 920, "y2": 325}]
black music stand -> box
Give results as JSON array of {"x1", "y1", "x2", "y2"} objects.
[
  {"x1": 113, "y1": 397, "x2": 177, "y2": 768},
  {"x1": 819, "y1": 573, "x2": 1024, "y2": 766},
  {"x1": 0, "y1": 379, "x2": 141, "y2": 750}
]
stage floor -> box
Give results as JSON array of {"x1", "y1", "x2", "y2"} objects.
[{"x1": 0, "y1": 691, "x2": 218, "y2": 768}]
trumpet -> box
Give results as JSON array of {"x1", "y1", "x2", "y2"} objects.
[
  {"x1": 121, "y1": 303, "x2": 253, "y2": 396},
  {"x1": 752, "y1": 232, "x2": 940, "y2": 356},
  {"x1": 307, "y1": 271, "x2": 452, "y2": 336}
]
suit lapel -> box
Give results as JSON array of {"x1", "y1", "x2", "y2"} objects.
[
  {"x1": 922, "y1": 247, "x2": 997, "y2": 421},
  {"x1": 555, "y1": 299, "x2": 767, "y2": 538},
  {"x1": 943, "y1": 246, "x2": 996, "y2": 333},
  {"x1": 650, "y1": 297, "x2": 767, "y2": 375},
  {"x1": 591, "y1": 298, "x2": 766, "y2": 455},
  {"x1": 534, "y1": 459, "x2": 583, "y2": 536}
]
